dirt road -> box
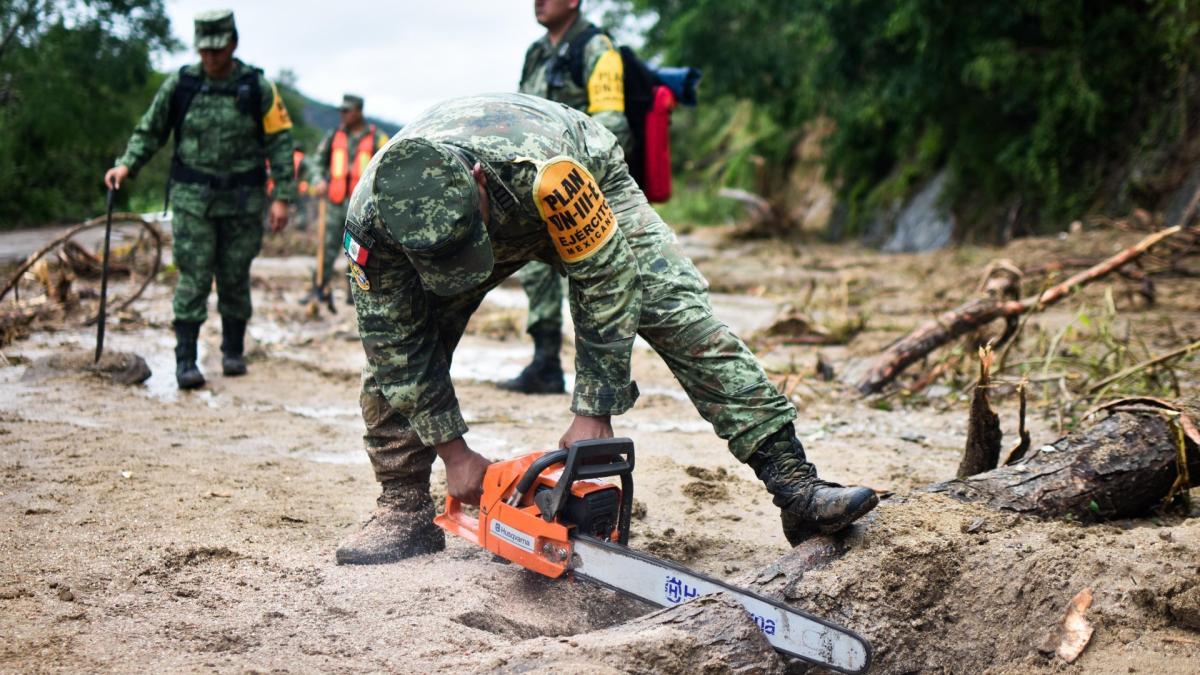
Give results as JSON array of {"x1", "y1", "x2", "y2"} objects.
[{"x1": 1, "y1": 225, "x2": 1196, "y2": 672}]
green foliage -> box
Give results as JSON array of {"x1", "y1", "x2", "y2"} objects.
[
  {"x1": 0, "y1": 1, "x2": 176, "y2": 227},
  {"x1": 626, "y1": 0, "x2": 1200, "y2": 234}
]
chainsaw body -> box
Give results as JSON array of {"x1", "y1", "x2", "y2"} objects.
[{"x1": 434, "y1": 438, "x2": 634, "y2": 578}]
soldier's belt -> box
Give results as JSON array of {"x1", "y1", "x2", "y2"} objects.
[{"x1": 170, "y1": 162, "x2": 267, "y2": 189}]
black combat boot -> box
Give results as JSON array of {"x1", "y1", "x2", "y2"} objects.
[
  {"x1": 220, "y1": 316, "x2": 248, "y2": 376},
  {"x1": 748, "y1": 423, "x2": 879, "y2": 545},
  {"x1": 173, "y1": 320, "x2": 205, "y2": 390},
  {"x1": 335, "y1": 480, "x2": 446, "y2": 565},
  {"x1": 498, "y1": 328, "x2": 565, "y2": 394}
]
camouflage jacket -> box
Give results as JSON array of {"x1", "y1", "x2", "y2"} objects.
[
  {"x1": 117, "y1": 59, "x2": 297, "y2": 217},
  {"x1": 349, "y1": 94, "x2": 648, "y2": 446},
  {"x1": 310, "y1": 124, "x2": 391, "y2": 184},
  {"x1": 520, "y1": 16, "x2": 632, "y2": 156}
]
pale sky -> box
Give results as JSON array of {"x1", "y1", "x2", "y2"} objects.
[{"x1": 158, "y1": 1, "x2": 551, "y2": 124}]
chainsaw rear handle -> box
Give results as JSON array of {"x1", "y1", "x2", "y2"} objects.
[{"x1": 535, "y1": 438, "x2": 635, "y2": 545}]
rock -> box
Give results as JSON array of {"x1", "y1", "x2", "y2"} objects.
[
  {"x1": 23, "y1": 349, "x2": 150, "y2": 386},
  {"x1": 1168, "y1": 585, "x2": 1200, "y2": 630},
  {"x1": 882, "y1": 170, "x2": 955, "y2": 253},
  {"x1": 491, "y1": 594, "x2": 784, "y2": 674},
  {"x1": 57, "y1": 588, "x2": 74, "y2": 602}
]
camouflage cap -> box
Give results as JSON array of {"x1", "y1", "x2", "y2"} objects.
[
  {"x1": 374, "y1": 139, "x2": 492, "y2": 296},
  {"x1": 194, "y1": 9, "x2": 236, "y2": 50},
  {"x1": 340, "y1": 94, "x2": 364, "y2": 111}
]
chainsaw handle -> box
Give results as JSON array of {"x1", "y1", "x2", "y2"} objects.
[
  {"x1": 538, "y1": 438, "x2": 635, "y2": 545},
  {"x1": 437, "y1": 494, "x2": 481, "y2": 544},
  {"x1": 514, "y1": 449, "x2": 569, "y2": 498}
]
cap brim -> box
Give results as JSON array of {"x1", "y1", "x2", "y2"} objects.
[
  {"x1": 406, "y1": 211, "x2": 494, "y2": 297},
  {"x1": 195, "y1": 33, "x2": 233, "y2": 49}
]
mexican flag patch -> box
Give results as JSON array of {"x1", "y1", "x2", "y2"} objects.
[{"x1": 343, "y1": 232, "x2": 369, "y2": 265}]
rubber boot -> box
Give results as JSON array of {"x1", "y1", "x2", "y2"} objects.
[
  {"x1": 335, "y1": 480, "x2": 446, "y2": 565},
  {"x1": 498, "y1": 328, "x2": 565, "y2": 394},
  {"x1": 748, "y1": 423, "x2": 879, "y2": 545},
  {"x1": 220, "y1": 316, "x2": 248, "y2": 376},
  {"x1": 173, "y1": 320, "x2": 205, "y2": 390}
]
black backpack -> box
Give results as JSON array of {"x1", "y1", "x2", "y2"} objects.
[{"x1": 562, "y1": 26, "x2": 659, "y2": 188}]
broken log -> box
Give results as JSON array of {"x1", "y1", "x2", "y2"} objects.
[
  {"x1": 487, "y1": 594, "x2": 785, "y2": 674},
  {"x1": 927, "y1": 402, "x2": 1199, "y2": 520},
  {"x1": 855, "y1": 226, "x2": 1182, "y2": 394},
  {"x1": 958, "y1": 346, "x2": 1002, "y2": 478}
]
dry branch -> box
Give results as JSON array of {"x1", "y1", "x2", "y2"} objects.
[{"x1": 854, "y1": 226, "x2": 1182, "y2": 394}]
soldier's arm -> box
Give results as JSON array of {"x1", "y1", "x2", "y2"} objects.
[
  {"x1": 582, "y1": 35, "x2": 633, "y2": 156},
  {"x1": 534, "y1": 154, "x2": 642, "y2": 417},
  {"x1": 358, "y1": 262, "x2": 468, "y2": 446},
  {"x1": 116, "y1": 72, "x2": 178, "y2": 178},
  {"x1": 260, "y1": 76, "x2": 297, "y2": 202}
]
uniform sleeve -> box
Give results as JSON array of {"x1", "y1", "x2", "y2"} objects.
[
  {"x1": 564, "y1": 225, "x2": 642, "y2": 416},
  {"x1": 582, "y1": 36, "x2": 633, "y2": 156},
  {"x1": 259, "y1": 76, "x2": 298, "y2": 202},
  {"x1": 116, "y1": 73, "x2": 178, "y2": 177},
  {"x1": 356, "y1": 257, "x2": 468, "y2": 446},
  {"x1": 533, "y1": 149, "x2": 642, "y2": 416}
]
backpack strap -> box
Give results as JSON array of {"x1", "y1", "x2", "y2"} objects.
[
  {"x1": 519, "y1": 41, "x2": 542, "y2": 90},
  {"x1": 566, "y1": 24, "x2": 603, "y2": 89}
]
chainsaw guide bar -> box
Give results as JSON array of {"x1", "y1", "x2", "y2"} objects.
[{"x1": 434, "y1": 438, "x2": 873, "y2": 673}]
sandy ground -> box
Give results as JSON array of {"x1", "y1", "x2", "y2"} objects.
[{"x1": 0, "y1": 224, "x2": 1197, "y2": 672}]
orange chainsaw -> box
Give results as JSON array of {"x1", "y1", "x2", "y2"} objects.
[{"x1": 434, "y1": 438, "x2": 872, "y2": 673}]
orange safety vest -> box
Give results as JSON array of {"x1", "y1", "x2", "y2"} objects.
[
  {"x1": 266, "y1": 149, "x2": 307, "y2": 196},
  {"x1": 328, "y1": 125, "x2": 377, "y2": 205}
]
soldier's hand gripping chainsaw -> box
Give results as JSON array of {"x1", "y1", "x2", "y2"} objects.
[{"x1": 435, "y1": 438, "x2": 872, "y2": 673}]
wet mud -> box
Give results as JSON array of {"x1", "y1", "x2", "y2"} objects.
[{"x1": 0, "y1": 229, "x2": 1197, "y2": 672}]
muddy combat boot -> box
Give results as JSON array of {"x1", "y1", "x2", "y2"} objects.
[
  {"x1": 748, "y1": 423, "x2": 879, "y2": 545},
  {"x1": 173, "y1": 320, "x2": 205, "y2": 389},
  {"x1": 336, "y1": 481, "x2": 446, "y2": 565},
  {"x1": 498, "y1": 328, "x2": 565, "y2": 394},
  {"x1": 220, "y1": 317, "x2": 248, "y2": 376}
]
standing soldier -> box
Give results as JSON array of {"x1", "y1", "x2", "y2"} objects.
[
  {"x1": 501, "y1": 0, "x2": 631, "y2": 395},
  {"x1": 333, "y1": 94, "x2": 878, "y2": 565},
  {"x1": 307, "y1": 95, "x2": 389, "y2": 307},
  {"x1": 104, "y1": 10, "x2": 296, "y2": 389}
]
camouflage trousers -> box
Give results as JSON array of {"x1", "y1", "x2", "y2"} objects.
[
  {"x1": 359, "y1": 204, "x2": 796, "y2": 483},
  {"x1": 517, "y1": 260, "x2": 564, "y2": 334},
  {"x1": 318, "y1": 200, "x2": 349, "y2": 290},
  {"x1": 171, "y1": 210, "x2": 263, "y2": 324}
]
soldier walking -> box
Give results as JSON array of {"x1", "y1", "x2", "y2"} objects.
[
  {"x1": 104, "y1": 10, "x2": 297, "y2": 389},
  {"x1": 306, "y1": 95, "x2": 389, "y2": 307},
  {"x1": 500, "y1": 0, "x2": 632, "y2": 395},
  {"x1": 334, "y1": 94, "x2": 878, "y2": 565}
]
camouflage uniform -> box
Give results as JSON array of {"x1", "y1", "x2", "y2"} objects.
[
  {"x1": 116, "y1": 64, "x2": 296, "y2": 324},
  {"x1": 514, "y1": 16, "x2": 632, "y2": 360},
  {"x1": 311, "y1": 118, "x2": 389, "y2": 290},
  {"x1": 346, "y1": 94, "x2": 796, "y2": 484}
]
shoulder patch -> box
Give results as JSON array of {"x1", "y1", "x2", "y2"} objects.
[
  {"x1": 534, "y1": 157, "x2": 616, "y2": 263},
  {"x1": 262, "y1": 82, "x2": 293, "y2": 134},
  {"x1": 587, "y1": 49, "x2": 625, "y2": 114}
]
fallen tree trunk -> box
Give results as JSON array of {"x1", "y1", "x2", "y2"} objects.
[
  {"x1": 487, "y1": 594, "x2": 784, "y2": 674},
  {"x1": 926, "y1": 401, "x2": 1199, "y2": 520},
  {"x1": 854, "y1": 226, "x2": 1182, "y2": 394}
]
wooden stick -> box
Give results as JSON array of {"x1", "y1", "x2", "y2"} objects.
[
  {"x1": 854, "y1": 226, "x2": 1183, "y2": 394},
  {"x1": 1087, "y1": 338, "x2": 1200, "y2": 394}
]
